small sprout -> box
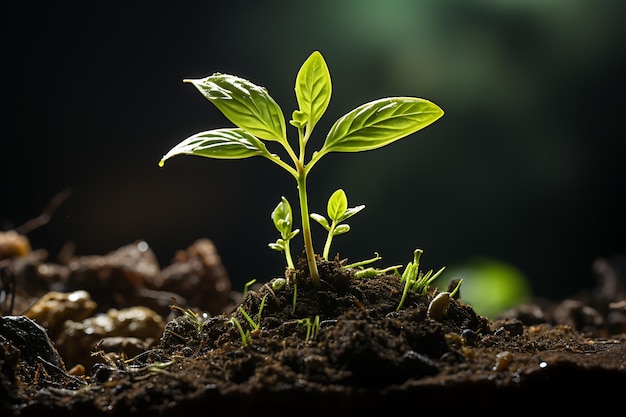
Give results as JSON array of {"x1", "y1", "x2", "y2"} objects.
[
  {"x1": 237, "y1": 306, "x2": 258, "y2": 330},
  {"x1": 297, "y1": 318, "x2": 312, "y2": 341},
  {"x1": 310, "y1": 189, "x2": 365, "y2": 261},
  {"x1": 237, "y1": 294, "x2": 268, "y2": 330},
  {"x1": 242, "y1": 278, "x2": 256, "y2": 299},
  {"x1": 144, "y1": 360, "x2": 176, "y2": 371},
  {"x1": 343, "y1": 252, "x2": 382, "y2": 269},
  {"x1": 169, "y1": 304, "x2": 204, "y2": 333},
  {"x1": 397, "y1": 264, "x2": 416, "y2": 311},
  {"x1": 343, "y1": 252, "x2": 401, "y2": 279},
  {"x1": 353, "y1": 265, "x2": 402, "y2": 279},
  {"x1": 297, "y1": 315, "x2": 320, "y2": 342},
  {"x1": 229, "y1": 317, "x2": 251, "y2": 347},
  {"x1": 269, "y1": 196, "x2": 300, "y2": 269},
  {"x1": 397, "y1": 249, "x2": 446, "y2": 310},
  {"x1": 257, "y1": 294, "x2": 268, "y2": 327},
  {"x1": 449, "y1": 278, "x2": 463, "y2": 299}
]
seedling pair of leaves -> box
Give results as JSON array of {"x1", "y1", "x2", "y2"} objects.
[
  {"x1": 159, "y1": 51, "x2": 444, "y2": 285},
  {"x1": 270, "y1": 188, "x2": 363, "y2": 269}
]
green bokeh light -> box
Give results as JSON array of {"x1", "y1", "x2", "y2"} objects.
[{"x1": 442, "y1": 257, "x2": 532, "y2": 319}]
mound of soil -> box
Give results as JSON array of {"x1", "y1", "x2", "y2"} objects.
[{"x1": 1, "y1": 235, "x2": 625, "y2": 416}]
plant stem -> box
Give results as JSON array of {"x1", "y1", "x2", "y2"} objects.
[
  {"x1": 322, "y1": 221, "x2": 336, "y2": 261},
  {"x1": 296, "y1": 170, "x2": 320, "y2": 285},
  {"x1": 284, "y1": 242, "x2": 295, "y2": 270}
]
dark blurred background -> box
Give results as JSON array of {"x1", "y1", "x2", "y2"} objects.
[{"x1": 3, "y1": 1, "x2": 625, "y2": 303}]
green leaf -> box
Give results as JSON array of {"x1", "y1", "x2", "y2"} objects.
[
  {"x1": 320, "y1": 97, "x2": 443, "y2": 154},
  {"x1": 332, "y1": 224, "x2": 350, "y2": 236},
  {"x1": 269, "y1": 241, "x2": 285, "y2": 252},
  {"x1": 287, "y1": 229, "x2": 300, "y2": 240},
  {"x1": 159, "y1": 128, "x2": 272, "y2": 166},
  {"x1": 294, "y1": 51, "x2": 332, "y2": 132},
  {"x1": 184, "y1": 73, "x2": 287, "y2": 142},
  {"x1": 289, "y1": 110, "x2": 308, "y2": 128},
  {"x1": 310, "y1": 213, "x2": 330, "y2": 231},
  {"x1": 271, "y1": 197, "x2": 293, "y2": 235},
  {"x1": 339, "y1": 204, "x2": 365, "y2": 222},
  {"x1": 327, "y1": 189, "x2": 347, "y2": 222}
]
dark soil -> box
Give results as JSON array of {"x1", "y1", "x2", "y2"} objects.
[{"x1": 1, "y1": 234, "x2": 625, "y2": 416}]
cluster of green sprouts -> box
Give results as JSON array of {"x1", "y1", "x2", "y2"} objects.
[
  {"x1": 297, "y1": 316, "x2": 320, "y2": 343},
  {"x1": 270, "y1": 188, "x2": 364, "y2": 269},
  {"x1": 397, "y1": 249, "x2": 447, "y2": 310},
  {"x1": 159, "y1": 51, "x2": 444, "y2": 285},
  {"x1": 230, "y1": 280, "x2": 269, "y2": 346}
]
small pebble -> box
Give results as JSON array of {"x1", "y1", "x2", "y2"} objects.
[{"x1": 492, "y1": 351, "x2": 513, "y2": 371}]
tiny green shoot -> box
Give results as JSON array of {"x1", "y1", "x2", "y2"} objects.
[
  {"x1": 237, "y1": 294, "x2": 267, "y2": 330},
  {"x1": 256, "y1": 294, "x2": 268, "y2": 327},
  {"x1": 353, "y1": 265, "x2": 402, "y2": 279},
  {"x1": 268, "y1": 196, "x2": 300, "y2": 269},
  {"x1": 342, "y1": 252, "x2": 382, "y2": 269},
  {"x1": 237, "y1": 306, "x2": 258, "y2": 330},
  {"x1": 310, "y1": 189, "x2": 365, "y2": 261},
  {"x1": 297, "y1": 315, "x2": 320, "y2": 342},
  {"x1": 242, "y1": 278, "x2": 256, "y2": 299},
  {"x1": 159, "y1": 51, "x2": 444, "y2": 285},
  {"x1": 449, "y1": 278, "x2": 463, "y2": 299},
  {"x1": 169, "y1": 304, "x2": 204, "y2": 333},
  {"x1": 342, "y1": 252, "x2": 402, "y2": 278},
  {"x1": 229, "y1": 317, "x2": 251, "y2": 347}
]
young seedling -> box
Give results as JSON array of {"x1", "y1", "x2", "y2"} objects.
[
  {"x1": 229, "y1": 317, "x2": 251, "y2": 347},
  {"x1": 310, "y1": 188, "x2": 364, "y2": 261},
  {"x1": 169, "y1": 304, "x2": 204, "y2": 333},
  {"x1": 268, "y1": 196, "x2": 300, "y2": 269},
  {"x1": 297, "y1": 315, "x2": 320, "y2": 342},
  {"x1": 340, "y1": 252, "x2": 403, "y2": 278},
  {"x1": 237, "y1": 294, "x2": 268, "y2": 330},
  {"x1": 159, "y1": 51, "x2": 444, "y2": 285},
  {"x1": 397, "y1": 249, "x2": 446, "y2": 310},
  {"x1": 242, "y1": 278, "x2": 256, "y2": 299},
  {"x1": 353, "y1": 264, "x2": 402, "y2": 279},
  {"x1": 342, "y1": 252, "x2": 382, "y2": 269}
]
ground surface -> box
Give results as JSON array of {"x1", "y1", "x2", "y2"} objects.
[{"x1": 1, "y1": 234, "x2": 625, "y2": 416}]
